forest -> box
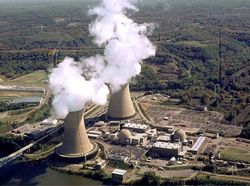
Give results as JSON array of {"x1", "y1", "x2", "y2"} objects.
[{"x1": 0, "y1": 0, "x2": 250, "y2": 138}]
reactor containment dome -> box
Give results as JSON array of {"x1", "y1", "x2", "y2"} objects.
[
  {"x1": 173, "y1": 129, "x2": 187, "y2": 142},
  {"x1": 118, "y1": 129, "x2": 132, "y2": 145}
]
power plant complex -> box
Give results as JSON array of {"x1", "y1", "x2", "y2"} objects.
[{"x1": 55, "y1": 83, "x2": 136, "y2": 161}]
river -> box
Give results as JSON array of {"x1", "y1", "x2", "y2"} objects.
[{"x1": 0, "y1": 158, "x2": 103, "y2": 185}]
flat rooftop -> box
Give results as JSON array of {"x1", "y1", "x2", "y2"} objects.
[
  {"x1": 11, "y1": 97, "x2": 43, "y2": 104},
  {"x1": 191, "y1": 136, "x2": 206, "y2": 152},
  {"x1": 112, "y1": 169, "x2": 127, "y2": 175},
  {"x1": 156, "y1": 135, "x2": 171, "y2": 142},
  {"x1": 123, "y1": 123, "x2": 149, "y2": 129},
  {"x1": 153, "y1": 141, "x2": 180, "y2": 149}
]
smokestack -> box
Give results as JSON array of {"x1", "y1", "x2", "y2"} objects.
[
  {"x1": 55, "y1": 109, "x2": 98, "y2": 161},
  {"x1": 107, "y1": 83, "x2": 136, "y2": 120}
]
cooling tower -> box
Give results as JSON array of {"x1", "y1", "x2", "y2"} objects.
[
  {"x1": 107, "y1": 83, "x2": 136, "y2": 120},
  {"x1": 55, "y1": 109, "x2": 98, "y2": 161}
]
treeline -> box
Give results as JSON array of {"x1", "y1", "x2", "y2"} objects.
[
  {"x1": 129, "y1": 171, "x2": 248, "y2": 186},
  {"x1": 0, "y1": 52, "x2": 52, "y2": 79},
  {"x1": 0, "y1": 102, "x2": 30, "y2": 112},
  {"x1": 130, "y1": 66, "x2": 163, "y2": 91},
  {"x1": 0, "y1": 134, "x2": 29, "y2": 154}
]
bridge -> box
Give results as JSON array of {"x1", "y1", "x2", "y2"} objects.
[{"x1": 0, "y1": 124, "x2": 63, "y2": 168}]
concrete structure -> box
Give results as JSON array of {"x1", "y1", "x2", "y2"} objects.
[
  {"x1": 118, "y1": 129, "x2": 132, "y2": 145},
  {"x1": 107, "y1": 84, "x2": 136, "y2": 120},
  {"x1": 109, "y1": 155, "x2": 128, "y2": 162},
  {"x1": 170, "y1": 157, "x2": 176, "y2": 165},
  {"x1": 151, "y1": 141, "x2": 181, "y2": 158},
  {"x1": 146, "y1": 128, "x2": 157, "y2": 138},
  {"x1": 55, "y1": 109, "x2": 98, "y2": 161},
  {"x1": 123, "y1": 123, "x2": 150, "y2": 133},
  {"x1": 157, "y1": 135, "x2": 171, "y2": 142},
  {"x1": 25, "y1": 130, "x2": 45, "y2": 140},
  {"x1": 190, "y1": 136, "x2": 206, "y2": 154},
  {"x1": 96, "y1": 160, "x2": 107, "y2": 170},
  {"x1": 128, "y1": 133, "x2": 147, "y2": 145},
  {"x1": 173, "y1": 129, "x2": 186, "y2": 142},
  {"x1": 11, "y1": 97, "x2": 43, "y2": 105},
  {"x1": 0, "y1": 88, "x2": 45, "y2": 94},
  {"x1": 112, "y1": 169, "x2": 127, "y2": 183},
  {"x1": 88, "y1": 130, "x2": 102, "y2": 139},
  {"x1": 41, "y1": 118, "x2": 58, "y2": 126}
]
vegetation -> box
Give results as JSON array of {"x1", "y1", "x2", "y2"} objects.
[
  {"x1": 0, "y1": 0, "x2": 250, "y2": 134},
  {"x1": 0, "y1": 102, "x2": 30, "y2": 112},
  {"x1": 220, "y1": 147, "x2": 250, "y2": 163},
  {"x1": 0, "y1": 134, "x2": 29, "y2": 154},
  {"x1": 51, "y1": 166, "x2": 112, "y2": 183},
  {"x1": 130, "y1": 171, "x2": 248, "y2": 185}
]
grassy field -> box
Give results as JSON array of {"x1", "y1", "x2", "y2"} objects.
[
  {"x1": 174, "y1": 40, "x2": 208, "y2": 47},
  {"x1": 220, "y1": 147, "x2": 250, "y2": 163},
  {"x1": 9, "y1": 70, "x2": 48, "y2": 85}
]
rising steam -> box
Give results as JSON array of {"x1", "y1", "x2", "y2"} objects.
[{"x1": 49, "y1": 0, "x2": 156, "y2": 119}]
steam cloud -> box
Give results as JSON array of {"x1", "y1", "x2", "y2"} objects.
[{"x1": 49, "y1": 0, "x2": 156, "y2": 119}]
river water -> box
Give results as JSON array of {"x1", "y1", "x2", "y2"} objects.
[{"x1": 0, "y1": 158, "x2": 103, "y2": 185}]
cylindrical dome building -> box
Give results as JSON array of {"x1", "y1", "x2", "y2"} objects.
[
  {"x1": 118, "y1": 129, "x2": 132, "y2": 145},
  {"x1": 173, "y1": 129, "x2": 186, "y2": 142}
]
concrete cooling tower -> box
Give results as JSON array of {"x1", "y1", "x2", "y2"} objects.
[
  {"x1": 55, "y1": 109, "x2": 98, "y2": 161},
  {"x1": 107, "y1": 83, "x2": 136, "y2": 120}
]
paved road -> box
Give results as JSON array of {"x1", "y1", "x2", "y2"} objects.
[
  {"x1": 139, "y1": 167, "x2": 198, "y2": 179},
  {"x1": 201, "y1": 171, "x2": 250, "y2": 183},
  {"x1": 134, "y1": 97, "x2": 152, "y2": 124}
]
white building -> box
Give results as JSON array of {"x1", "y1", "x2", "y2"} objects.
[
  {"x1": 41, "y1": 118, "x2": 58, "y2": 126},
  {"x1": 151, "y1": 141, "x2": 181, "y2": 158},
  {"x1": 190, "y1": 136, "x2": 206, "y2": 154},
  {"x1": 123, "y1": 123, "x2": 150, "y2": 133},
  {"x1": 112, "y1": 169, "x2": 127, "y2": 183}
]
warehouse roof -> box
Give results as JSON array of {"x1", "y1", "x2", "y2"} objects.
[
  {"x1": 123, "y1": 123, "x2": 149, "y2": 129},
  {"x1": 191, "y1": 137, "x2": 206, "y2": 152},
  {"x1": 112, "y1": 169, "x2": 127, "y2": 176},
  {"x1": 11, "y1": 97, "x2": 43, "y2": 104},
  {"x1": 153, "y1": 141, "x2": 180, "y2": 149}
]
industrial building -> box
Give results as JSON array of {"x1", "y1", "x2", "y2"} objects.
[
  {"x1": 151, "y1": 141, "x2": 181, "y2": 158},
  {"x1": 111, "y1": 128, "x2": 148, "y2": 146},
  {"x1": 55, "y1": 109, "x2": 99, "y2": 161},
  {"x1": 25, "y1": 130, "x2": 45, "y2": 140},
  {"x1": 11, "y1": 97, "x2": 43, "y2": 105},
  {"x1": 150, "y1": 129, "x2": 189, "y2": 158},
  {"x1": 156, "y1": 134, "x2": 171, "y2": 142},
  {"x1": 122, "y1": 123, "x2": 150, "y2": 133},
  {"x1": 190, "y1": 136, "x2": 206, "y2": 154},
  {"x1": 87, "y1": 130, "x2": 102, "y2": 139},
  {"x1": 108, "y1": 155, "x2": 128, "y2": 162},
  {"x1": 112, "y1": 169, "x2": 127, "y2": 183},
  {"x1": 107, "y1": 84, "x2": 136, "y2": 120},
  {"x1": 41, "y1": 118, "x2": 58, "y2": 126}
]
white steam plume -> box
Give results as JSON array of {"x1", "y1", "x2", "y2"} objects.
[
  {"x1": 49, "y1": 58, "x2": 109, "y2": 119},
  {"x1": 88, "y1": 0, "x2": 156, "y2": 91},
  {"x1": 49, "y1": 0, "x2": 156, "y2": 119}
]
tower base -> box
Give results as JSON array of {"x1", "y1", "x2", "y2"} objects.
[
  {"x1": 55, "y1": 141, "x2": 99, "y2": 162},
  {"x1": 107, "y1": 113, "x2": 136, "y2": 121}
]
